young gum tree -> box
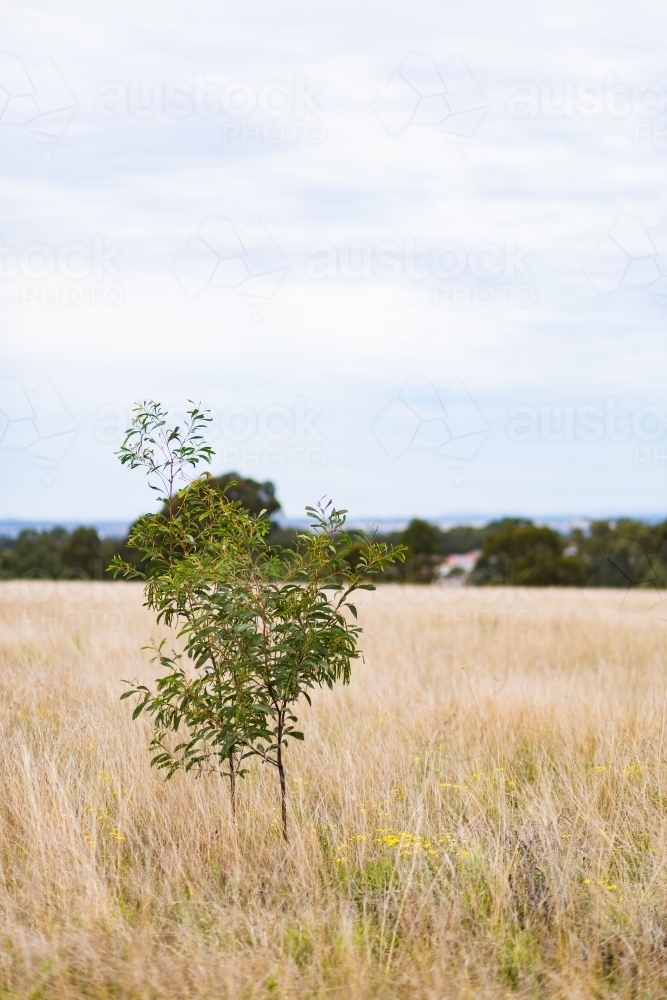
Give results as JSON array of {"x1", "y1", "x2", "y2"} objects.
[{"x1": 114, "y1": 401, "x2": 404, "y2": 839}]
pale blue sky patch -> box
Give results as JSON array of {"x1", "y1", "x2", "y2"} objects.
[{"x1": 1, "y1": 0, "x2": 667, "y2": 521}]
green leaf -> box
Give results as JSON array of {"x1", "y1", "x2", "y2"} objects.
[{"x1": 132, "y1": 698, "x2": 150, "y2": 720}]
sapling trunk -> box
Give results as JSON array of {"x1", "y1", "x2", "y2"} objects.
[
  {"x1": 278, "y1": 755, "x2": 287, "y2": 841},
  {"x1": 276, "y1": 715, "x2": 288, "y2": 841},
  {"x1": 228, "y1": 752, "x2": 236, "y2": 820}
]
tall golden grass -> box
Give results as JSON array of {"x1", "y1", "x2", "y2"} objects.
[{"x1": 0, "y1": 580, "x2": 666, "y2": 998}]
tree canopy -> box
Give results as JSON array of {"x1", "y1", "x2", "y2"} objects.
[{"x1": 473, "y1": 521, "x2": 586, "y2": 586}]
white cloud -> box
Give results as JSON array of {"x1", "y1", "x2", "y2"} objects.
[{"x1": 2, "y1": 0, "x2": 667, "y2": 520}]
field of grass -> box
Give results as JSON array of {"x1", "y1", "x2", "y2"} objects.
[{"x1": 1, "y1": 581, "x2": 667, "y2": 998}]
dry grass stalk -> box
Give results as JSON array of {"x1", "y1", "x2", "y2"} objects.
[{"x1": 0, "y1": 581, "x2": 666, "y2": 998}]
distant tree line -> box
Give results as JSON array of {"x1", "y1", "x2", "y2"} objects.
[
  {"x1": 0, "y1": 527, "x2": 125, "y2": 582},
  {"x1": 0, "y1": 474, "x2": 294, "y2": 581},
  {"x1": 1, "y1": 472, "x2": 666, "y2": 588},
  {"x1": 375, "y1": 516, "x2": 667, "y2": 588}
]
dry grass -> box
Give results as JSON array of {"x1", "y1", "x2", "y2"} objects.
[{"x1": 1, "y1": 581, "x2": 667, "y2": 998}]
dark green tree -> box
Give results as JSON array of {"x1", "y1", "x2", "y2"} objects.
[
  {"x1": 61, "y1": 527, "x2": 102, "y2": 579},
  {"x1": 473, "y1": 521, "x2": 586, "y2": 586},
  {"x1": 399, "y1": 518, "x2": 444, "y2": 584},
  {"x1": 161, "y1": 471, "x2": 280, "y2": 522},
  {"x1": 440, "y1": 524, "x2": 486, "y2": 556},
  {"x1": 7, "y1": 527, "x2": 68, "y2": 579},
  {"x1": 569, "y1": 519, "x2": 665, "y2": 587},
  {"x1": 401, "y1": 518, "x2": 441, "y2": 555}
]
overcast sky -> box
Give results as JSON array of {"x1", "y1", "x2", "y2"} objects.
[{"x1": 2, "y1": 0, "x2": 667, "y2": 523}]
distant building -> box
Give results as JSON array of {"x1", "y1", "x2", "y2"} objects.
[{"x1": 437, "y1": 550, "x2": 481, "y2": 582}]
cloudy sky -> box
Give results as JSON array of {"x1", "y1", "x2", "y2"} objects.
[{"x1": 2, "y1": 0, "x2": 667, "y2": 523}]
